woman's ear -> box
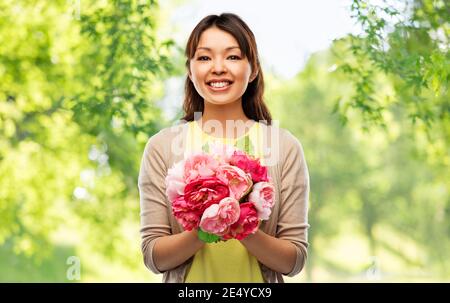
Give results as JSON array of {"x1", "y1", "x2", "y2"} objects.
[{"x1": 249, "y1": 71, "x2": 258, "y2": 83}]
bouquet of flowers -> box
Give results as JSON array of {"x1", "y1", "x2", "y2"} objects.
[{"x1": 165, "y1": 142, "x2": 275, "y2": 243}]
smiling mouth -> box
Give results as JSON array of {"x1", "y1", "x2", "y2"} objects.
[{"x1": 206, "y1": 81, "x2": 233, "y2": 88}]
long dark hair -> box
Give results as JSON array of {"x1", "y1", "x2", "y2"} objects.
[{"x1": 181, "y1": 13, "x2": 272, "y2": 125}]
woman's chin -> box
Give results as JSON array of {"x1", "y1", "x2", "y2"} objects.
[{"x1": 204, "y1": 97, "x2": 239, "y2": 106}]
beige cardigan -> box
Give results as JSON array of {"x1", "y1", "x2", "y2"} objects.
[{"x1": 138, "y1": 121, "x2": 310, "y2": 283}]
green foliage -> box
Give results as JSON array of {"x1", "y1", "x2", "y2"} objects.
[
  {"x1": 334, "y1": 0, "x2": 449, "y2": 130},
  {"x1": 331, "y1": 0, "x2": 449, "y2": 184},
  {"x1": 234, "y1": 135, "x2": 255, "y2": 156},
  {"x1": 71, "y1": 0, "x2": 175, "y2": 137},
  {"x1": 267, "y1": 43, "x2": 450, "y2": 281},
  {"x1": 0, "y1": 0, "x2": 175, "y2": 276},
  {"x1": 197, "y1": 229, "x2": 220, "y2": 243}
]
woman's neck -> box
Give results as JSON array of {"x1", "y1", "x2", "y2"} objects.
[
  {"x1": 195, "y1": 100, "x2": 255, "y2": 139},
  {"x1": 202, "y1": 99, "x2": 249, "y2": 123}
]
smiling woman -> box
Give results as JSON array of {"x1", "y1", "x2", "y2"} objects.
[
  {"x1": 181, "y1": 13, "x2": 272, "y2": 130},
  {"x1": 138, "y1": 13, "x2": 310, "y2": 283},
  {"x1": 189, "y1": 28, "x2": 253, "y2": 102}
]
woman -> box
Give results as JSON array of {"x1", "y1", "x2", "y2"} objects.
[{"x1": 138, "y1": 13, "x2": 310, "y2": 283}]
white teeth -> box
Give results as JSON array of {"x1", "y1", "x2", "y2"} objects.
[{"x1": 209, "y1": 81, "x2": 230, "y2": 88}]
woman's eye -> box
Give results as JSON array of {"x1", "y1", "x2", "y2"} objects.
[{"x1": 196, "y1": 55, "x2": 240, "y2": 61}]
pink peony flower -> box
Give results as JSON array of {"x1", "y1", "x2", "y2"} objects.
[
  {"x1": 184, "y1": 177, "x2": 230, "y2": 213},
  {"x1": 172, "y1": 196, "x2": 202, "y2": 231},
  {"x1": 184, "y1": 153, "x2": 220, "y2": 183},
  {"x1": 230, "y1": 150, "x2": 269, "y2": 183},
  {"x1": 165, "y1": 160, "x2": 186, "y2": 202},
  {"x1": 248, "y1": 182, "x2": 275, "y2": 220},
  {"x1": 223, "y1": 202, "x2": 260, "y2": 240},
  {"x1": 165, "y1": 148, "x2": 274, "y2": 241},
  {"x1": 215, "y1": 164, "x2": 253, "y2": 201},
  {"x1": 199, "y1": 197, "x2": 240, "y2": 235}
]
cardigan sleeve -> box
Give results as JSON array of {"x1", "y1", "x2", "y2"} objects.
[
  {"x1": 138, "y1": 134, "x2": 172, "y2": 274},
  {"x1": 277, "y1": 130, "x2": 310, "y2": 277}
]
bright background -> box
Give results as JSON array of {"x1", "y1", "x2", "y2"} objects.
[{"x1": 0, "y1": 0, "x2": 448, "y2": 282}]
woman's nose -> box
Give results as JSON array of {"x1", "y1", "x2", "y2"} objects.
[{"x1": 212, "y1": 58, "x2": 227, "y2": 74}]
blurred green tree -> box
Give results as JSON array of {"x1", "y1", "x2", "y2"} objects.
[
  {"x1": 268, "y1": 44, "x2": 449, "y2": 280},
  {"x1": 334, "y1": 0, "x2": 449, "y2": 130},
  {"x1": 0, "y1": 0, "x2": 175, "y2": 270}
]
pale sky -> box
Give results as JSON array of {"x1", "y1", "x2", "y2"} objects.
[{"x1": 157, "y1": 0, "x2": 361, "y2": 120}]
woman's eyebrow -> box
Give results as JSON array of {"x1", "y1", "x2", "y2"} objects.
[{"x1": 196, "y1": 46, "x2": 240, "y2": 51}]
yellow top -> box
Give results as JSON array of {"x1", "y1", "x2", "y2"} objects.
[
  {"x1": 184, "y1": 120, "x2": 265, "y2": 283},
  {"x1": 183, "y1": 119, "x2": 266, "y2": 165}
]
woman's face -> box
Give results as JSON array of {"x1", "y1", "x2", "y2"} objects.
[{"x1": 189, "y1": 26, "x2": 255, "y2": 106}]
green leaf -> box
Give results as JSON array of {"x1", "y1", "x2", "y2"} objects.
[
  {"x1": 201, "y1": 142, "x2": 210, "y2": 153},
  {"x1": 234, "y1": 135, "x2": 254, "y2": 156},
  {"x1": 197, "y1": 228, "x2": 220, "y2": 243}
]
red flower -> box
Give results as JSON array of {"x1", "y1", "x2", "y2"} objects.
[
  {"x1": 223, "y1": 202, "x2": 259, "y2": 240},
  {"x1": 184, "y1": 177, "x2": 230, "y2": 213},
  {"x1": 172, "y1": 196, "x2": 202, "y2": 231},
  {"x1": 230, "y1": 150, "x2": 268, "y2": 183}
]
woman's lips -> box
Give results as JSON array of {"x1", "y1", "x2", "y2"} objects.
[{"x1": 206, "y1": 82, "x2": 233, "y2": 92}]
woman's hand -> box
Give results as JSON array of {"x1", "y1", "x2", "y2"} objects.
[
  {"x1": 239, "y1": 229, "x2": 297, "y2": 275},
  {"x1": 153, "y1": 229, "x2": 205, "y2": 272}
]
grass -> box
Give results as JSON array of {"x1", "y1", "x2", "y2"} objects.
[
  {"x1": 0, "y1": 240, "x2": 77, "y2": 282},
  {"x1": 285, "y1": 223, "x2": 450, "y2": 283}
]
